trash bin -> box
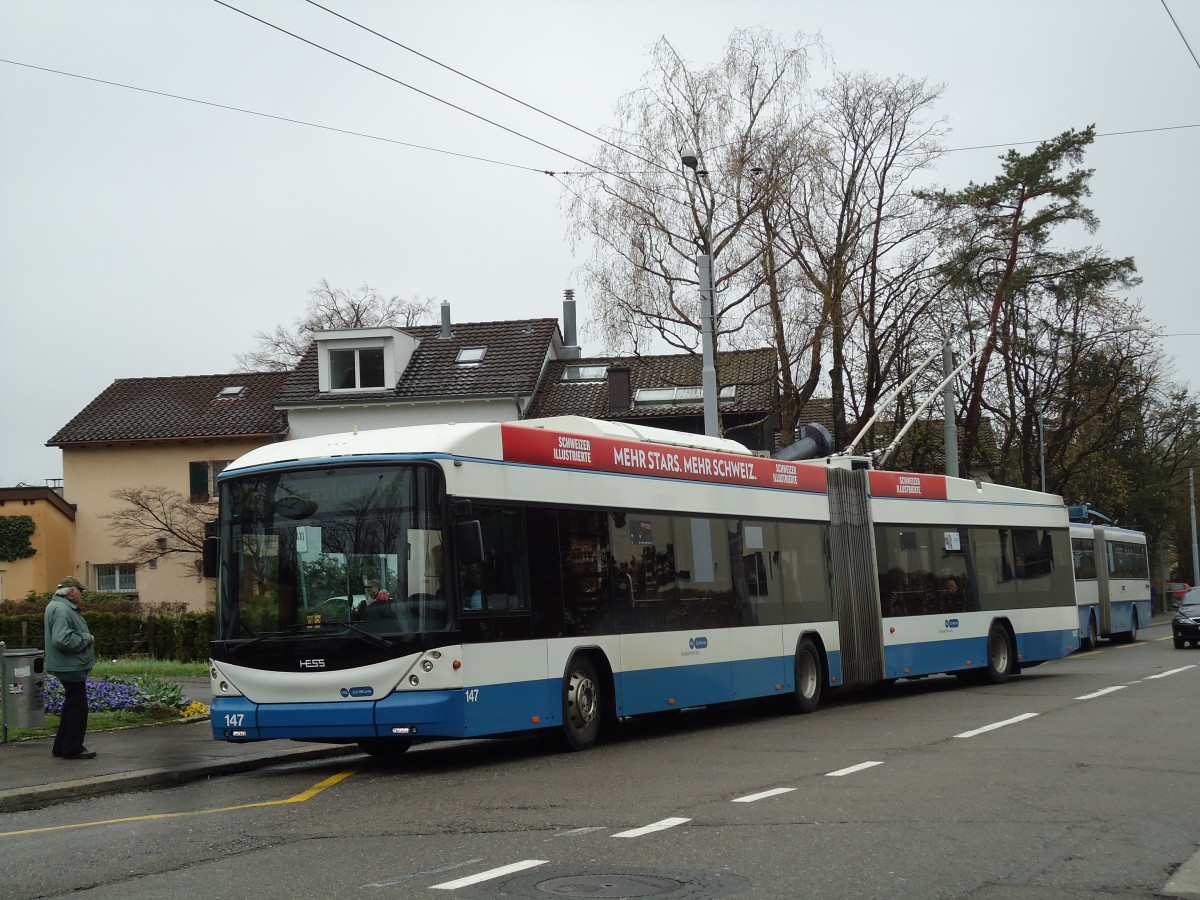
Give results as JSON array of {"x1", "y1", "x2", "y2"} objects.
[{"x1": 2, "y1": 648, "x2": 46, "y2": 729}]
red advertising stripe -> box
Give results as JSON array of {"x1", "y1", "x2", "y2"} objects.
[
  {"x1": 868, "y1": 470, "x2": 948, "y2": 500},
  {"x1": 501, "y1": 423, "x2": 826, "y2": 493}
]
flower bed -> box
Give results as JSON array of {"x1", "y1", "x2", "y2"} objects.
[{"x1": 43, "y1": 675, "x2": 209, "y2": 718}]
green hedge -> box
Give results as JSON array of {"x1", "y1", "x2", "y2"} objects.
[{"x1": 0, "y1": 596, "x2": 215, "y2": 662}]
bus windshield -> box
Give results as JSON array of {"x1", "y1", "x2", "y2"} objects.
[{"x1": 215, "y1": 463, "x2": 447, "y2": 640}]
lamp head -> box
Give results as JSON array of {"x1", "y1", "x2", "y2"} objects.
[{"x1": 680, "y1": 148, "x2": 699, "y2": 171}]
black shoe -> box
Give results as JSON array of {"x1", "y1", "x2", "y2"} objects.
[{"x1": 62, "y1": 751, "x2": 97, "y2": 760}]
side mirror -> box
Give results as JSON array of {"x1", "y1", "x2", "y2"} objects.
[
  {"x1": 202, "y1": 520, "x2": 219, "y2": 579},
  {"x1": 455, "y1": 520, "x2": 484, "y2": 566}
]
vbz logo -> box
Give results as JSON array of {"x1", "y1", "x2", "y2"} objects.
[{"x1": 689, "y1": 636, "x2": 709, "y2": 650}]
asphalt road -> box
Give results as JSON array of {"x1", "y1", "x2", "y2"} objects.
[{"x1": 2, "y1": 623, "x2": 1199, "y2": 899}]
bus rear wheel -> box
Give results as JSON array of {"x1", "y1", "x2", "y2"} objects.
[
  {"x1": 1080, "y1": 615, "x2": 1098, "y2": 651},
  {"x1": 793, "y1": 638, "x2": 823, "y2": 714},
  {"x1": 357, "y1": 737, "x2": 413, "y2": 759},
  {"x1": 561, "y1": 656, "x2": 603, "y2": 751},
  {"x1": 985, "y1": 624, "x2": 1013, "y2": 684}
]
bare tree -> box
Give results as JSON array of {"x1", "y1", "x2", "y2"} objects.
[
  {"x1": 236, "y1": 280, "x2": 436, "y2": 372},
  {"x1": 564, "y1": 31, "x2": 821, "y2": 415},
  {"x1": 769, "y1": 71, "x2": 947, "y2": 447},
  {"x1": 104, "y1": 487, "x2": 211, "y2": 575}
]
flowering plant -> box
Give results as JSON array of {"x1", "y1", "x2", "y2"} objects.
[{"x1": 43, "y1": 675, "x2": 203, "y2": 716}]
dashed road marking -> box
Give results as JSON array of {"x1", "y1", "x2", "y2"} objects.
[
  {"x1": 733, "y1": 787, "x2": 797, "y2": 803},
  {"x1": 431, "y1": 860, "x2": 547, "y2": 890},
  {"x1": 1076, "y1": 685, "x2": 1128, "y2": 700},
  {"x1": 612, "y1": 817, "x2": 691, "y2": 838},
  {"x1": 954, "y1": 713, "x2": 1038, "y2": 738},
  {"x1": 825, "y1": 761, "x2": 884, "y2": 777}
]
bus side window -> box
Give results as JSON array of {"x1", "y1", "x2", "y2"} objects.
[{"x1": 458, "y1": 507, "x2": 527, "y2": 612}]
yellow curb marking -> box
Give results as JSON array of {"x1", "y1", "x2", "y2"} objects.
[{"x1": 0, "y1": 768, "x2": 358, "y2": 838}]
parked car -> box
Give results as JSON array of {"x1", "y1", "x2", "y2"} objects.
[
  {"x1": 1166, "y1": 582, "x2": 1192, "y2": 607},
  {"x1": 1171, "y1": 589, "x2": 1200, "y2": 649}
]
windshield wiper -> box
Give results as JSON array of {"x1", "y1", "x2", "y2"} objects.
[
  {"x1": 318, "y1": 620, "x2": 395, "y2": 650},
  {"x1": 227, "y1": 621, "x2": 393, "y2": 655}
]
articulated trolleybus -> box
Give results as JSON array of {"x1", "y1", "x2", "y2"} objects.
[
  {"x1": 1070, "y1": 519, "x2": 1151, "y2": 650},
  {"x1": 208, "y1": 416, "x2": 1078, "y2": 755}
]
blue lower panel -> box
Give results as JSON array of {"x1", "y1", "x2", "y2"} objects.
[
  {"x1": 211, "y1": 691, "x2": 466, "y2": 742},
  {"x1": 884, "y1": 629, "x2": 1075, "y2": 679},
  {"x1": 462, "y1": 678, "x2": 554, "y2": 737},
  {"x1": 1016, "y1": 628, "x2": 1075, "y2": 662},
  {"x1": 732, "y1": 655, "x2": 789, "y2": 699}
]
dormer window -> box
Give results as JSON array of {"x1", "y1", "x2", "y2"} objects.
[
  {"x1": 330, "y1": 347, "x2": 386, "y2": 390},
  {"x1": 561, "y1": 365, "x2": 609, "y2": 382},
  {"x1": 633, "y1": 385, "x2": 735, "y2": 406},
  {"x1": 456, "y1": 347, "x2": 487, "y2": 365}
]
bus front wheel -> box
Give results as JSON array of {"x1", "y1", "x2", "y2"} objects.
[
  {"x1": 793, "y1": 638, "x2": 823, "y2": 714},
  {"x1": 561, "y1": 656, "x2": 603, "y2": 751},
  {"x1": 357, "y1": 737, "x2": 412, "y2": 759}
]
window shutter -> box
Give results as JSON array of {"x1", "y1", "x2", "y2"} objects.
[{"x1": 189, "y1": 461, "x2": 210, "y2": 501}]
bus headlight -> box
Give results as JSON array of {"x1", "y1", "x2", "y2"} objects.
[
  {"x1": 421, "y1": 660, "x2": 434, "y2": 672},
  {"x1": 409, "y1": 675, "x2": 420, "y2": 686}
]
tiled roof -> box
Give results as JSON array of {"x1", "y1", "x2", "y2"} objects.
[
  {"x1": 526, "y1": 348, "x2": 778, "y2": 420},
  {"x1": 47, "y1": 372, "x2": 291, "y2": 446},
  {"x1": 276, "y1": 319, "x2": 561, "y2": 405}
]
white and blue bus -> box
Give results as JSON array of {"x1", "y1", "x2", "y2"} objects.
[
  {"x1": 207, "y1": 416, "x2": 1079, "y2": 755},
  {"x1": 1070, "y1": 521, "x2": 1151, "y2": 650}
]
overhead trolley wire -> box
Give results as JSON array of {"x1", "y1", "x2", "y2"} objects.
[
  {"x1": 0, "y1": 58, "x2": 547, "y2": 173},
  {"x1": 210, "y1": 0, "x2": 600, "y2": 172}
]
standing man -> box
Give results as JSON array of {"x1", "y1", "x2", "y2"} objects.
[{"x1": 44, "y1": 576, "x2": 96, "y2": 760}]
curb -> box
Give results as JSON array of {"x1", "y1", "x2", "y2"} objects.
[{"x1": 0, "y1": 743, "x2": 361, "y2": 815}]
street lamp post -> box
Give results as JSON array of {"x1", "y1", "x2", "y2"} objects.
[{"x1": 681, "y1": 148, "x2": 719, "y2": 438}]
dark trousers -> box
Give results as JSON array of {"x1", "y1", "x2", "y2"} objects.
[{"x1": 53, "y1": 678, "x2": 89, "y2": 757}]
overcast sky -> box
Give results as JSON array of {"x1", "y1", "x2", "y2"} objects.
[{"x1": 2, "y1": 0, "x2": 1198, "y2": 486}]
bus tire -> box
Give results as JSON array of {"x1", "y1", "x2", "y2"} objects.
[
  {"x1": 1080, "y1": 614, "x2": 1098, "y2": 651},
  {"x1": 561, "y1": 655, "x2": 603, "y2": 751},
  {"x1": 985, "y1": 624, "x2": 1013, "y2": 684},
  {"x1": 793, "y1": 637, "x2": 823, "y2": 714},
  {"x1": 1114, "y1": 611, "x2": 1140, "y2": 644},
  {"x1": 357, "y1": 737, "x2": 412, "y2": 759}
]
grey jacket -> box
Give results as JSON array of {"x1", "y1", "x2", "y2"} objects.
[{"x1": 43, "y1": 595, "x2": 96, "y2": 678}]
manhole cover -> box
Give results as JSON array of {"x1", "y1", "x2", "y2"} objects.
[{"x1": 536, "y1": 874, "x2": 684, "y2": 897}]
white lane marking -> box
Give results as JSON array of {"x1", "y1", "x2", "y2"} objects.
[
  {"x1": 430, "y1": 860, "x2": 547, "y2": 890},
  {"x1": 954, "y1": 713, "x2": 1038, "y2": 738},
  {"x1": 733, "y1": 787, "x2": 797, "y2": 803},
  {"x1": 361, "y1": 859, "x2": 483, "y2": 888},
  {"x1": 612, "y1": 817, "x2": 691, "y2": 838},
  {"x1": 1076, "y1": 685, "x2": 1127, "y2": 700},
  {"x1": 1145, "y1": 665, "x2": 1197, "y2": 680},
  {"x1": 825, "y1": 761, "x2": 884, "y2": 777},
  {"x1": 552, "y1": 826, "x2": 606, "y2": 837}
]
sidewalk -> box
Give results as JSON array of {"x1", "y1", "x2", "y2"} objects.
[{"x1": 0, "y1": 679, "x2": 359, "y2": 815}]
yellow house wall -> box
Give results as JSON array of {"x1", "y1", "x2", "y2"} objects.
[
  {"x1": 61, "y1": 438, "x2": 276, "y2": 612},
  {"x1": 0, "y1": 498, "x2": 75, "y2": 601}
]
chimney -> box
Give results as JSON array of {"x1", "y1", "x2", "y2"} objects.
[
  {"x1": 440, "y1": 301, "x2": 452, "y2": 339},
  {"x1": 606, "y1": 365, "x2": 631, "y2": 414},
  {"x1": 561, "y1": 289, "x2": 581, "y2": 360}
]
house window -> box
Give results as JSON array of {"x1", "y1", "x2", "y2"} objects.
[
  {"x1": 561, "y1": 365, "x2": 609, "y2": 382},
  {"x1": 633, "y1": 386, "x2": 735, "y2": 406},
  {"x1": 190, "y1": 460, "x2": 232, "y2": 503},
  {"x1": 330, "y1": 347, "x2": 386, "y2": 389},
  {"x1": 216, "y1": 385, "x2": 245, "y2": 398},
  {"x1": 456, "y1": 347, "x2": 487, "y2": 365},
  {"x1": 95, "y1": 563, "x2": 137, "y2": 593}
]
